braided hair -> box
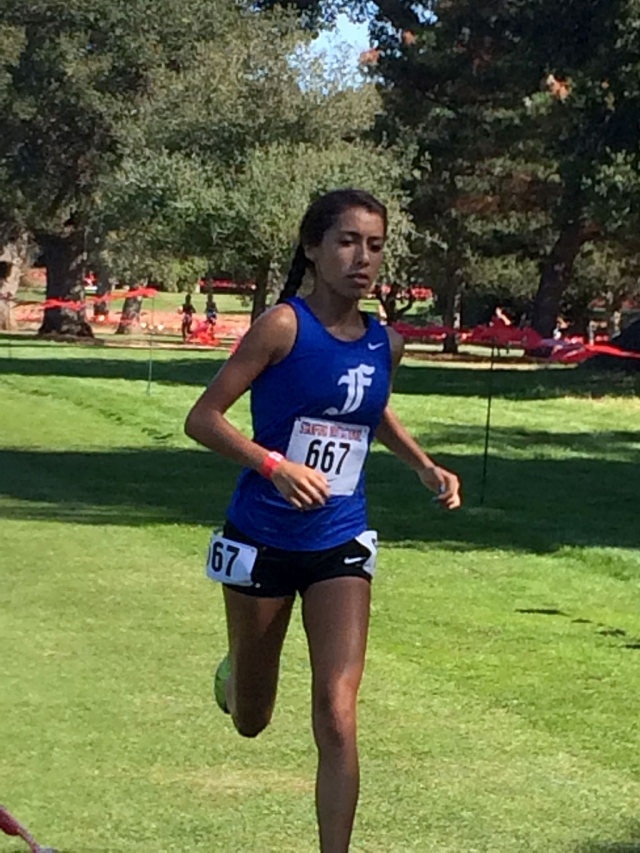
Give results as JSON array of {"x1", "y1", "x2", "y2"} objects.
[{"x1": 278, "y1": 189, "x2": 387, "y2": 304}]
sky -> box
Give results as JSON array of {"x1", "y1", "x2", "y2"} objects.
[
  {"x1": 314, "y1": 14, "x2": 371, "y2": 51},
  {"x1": 309, "y1": 14, "x2": 371, "y2": 71}
]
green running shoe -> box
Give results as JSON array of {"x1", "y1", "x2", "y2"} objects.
[{"x1": 214, "y1": 654, "x2": 231, "y2": 715}]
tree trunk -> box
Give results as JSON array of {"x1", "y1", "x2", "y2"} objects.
[
  {"x1": 93, "y1": 276, "x2": 114, "y2": 322},
  {"x1": 251, "y1": 259, "x2": 271, "y2": 324},
  {"x1": 531, "y1": 225, "x2": 595, "y2": 338},
  {"x1": 568, "y1": 309, "x2": 589, "y2": 339},
  {"x1": 116, "y1": 285, "x2": 142, "y2": 334},
  {"x1": 442, "y1": 274, "x2": 462, "y2": 354},
  {"x1": 38, "y1": 230, "x2": 94, "y2": 337},
  {"x1": 0, "y1": 234, "x2": 32, "y2": 331},
  {"x1": 375, "y1": 283, "x2": 415, "y2": 325},
  {"x1": 394, "y1": 285, "x2": 415, "y2": 320}
]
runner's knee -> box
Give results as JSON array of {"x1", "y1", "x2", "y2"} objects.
[
  {"x1": 231, "y1": 685, "x2": 275, "y2": 738},
  {"x1": 232, "y1": 707, "x2": 272, "y2": 738},
  {"x1": 313, "y1": 679, "x2": 358, "y2": 751}
]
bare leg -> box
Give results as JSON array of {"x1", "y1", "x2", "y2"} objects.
[
  {"x1": 302, "y1": 577, "x2": 371, "y2": 853},
  {"x1": 223, "y1": 587, "x2": 295, "y2": 738}
]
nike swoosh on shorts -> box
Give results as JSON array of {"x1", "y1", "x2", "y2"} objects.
[
  {"x1": 344, "y1": 556, "x2": 366, "y2": 564},
  {"x1": 368, "y1": 342, "x2": 384, "y2": 350}
]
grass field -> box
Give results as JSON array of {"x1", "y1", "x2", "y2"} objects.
[{"x1": 1, "y1": 341, "x2": 640, "y2": 853}]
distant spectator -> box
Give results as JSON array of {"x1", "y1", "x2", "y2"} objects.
[
  {"x1": 493, "y1": 306, "x2": 513, "y2": 326},
  {"x1": 205, "y1": 293, "x2": 218, "y2": 329},
  {"x1": 553, "y1": 317, "x2": 569, "y2": 340},
  {"x1": 181, "y1": 293, "x2": 195, "y2": 342}
]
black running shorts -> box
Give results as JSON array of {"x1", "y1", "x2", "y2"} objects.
[{"x1": 222, "y1": 520, "x2": 374, "y2": 598}]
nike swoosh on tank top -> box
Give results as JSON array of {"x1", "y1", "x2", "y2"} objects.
[{"x1": 226, "y1": 296, "x2": 392, "y2": 550}]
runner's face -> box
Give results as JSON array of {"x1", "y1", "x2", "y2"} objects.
[{"x1": 306, "y1": 207, "x2": 385, "y2": 300}]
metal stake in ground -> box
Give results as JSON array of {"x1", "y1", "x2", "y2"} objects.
[
  {"x1": 146, "y1": 295, "x2": 155, "y2": 396},
  {"x1": 480, "y1": 342, "x2": 496, "y2": 505}
]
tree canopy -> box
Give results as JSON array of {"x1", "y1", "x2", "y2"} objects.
[
  {"x1": 365, "y1": 0, "x2": 640, "y2": 338},
  {"x1": 0, "y1": 0, "x2": 409, "y2": 331},
  {"x1": 2, "y1": 0, "x2": 639, "y2": 340}
]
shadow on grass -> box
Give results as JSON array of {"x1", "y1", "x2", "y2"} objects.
[
  {"x1": 418, "y1": 424, "x2": 640, "y2": 459},
  {"x1": 391, "y1": 362, "x2": 640, "y2": 400},
  {"x1": 578, "y1": 822, "x2": 640, "y2": 851},
  {"x1": 0, "y1": 442, "x2": 638, "y2": 555},
  {"x1": 1, "y1": 355, "x2": 639, "y2": 399},
  {"x1": 0, "y1": 354, "x2": 226, "y2": 387}
]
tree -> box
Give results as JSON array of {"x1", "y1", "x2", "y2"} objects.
[
  {"x1": 116, "y1": 286, "x2": 143, "y2": 335},
  {"x1": 0, "y1": 0, "x2": 308, "y2": 335},
  {"x1": 283, "y1": 1, "x2": 640, "y2": 342},
  {"x1": 564, "y1": 241, "x2": 640, "y2": 336},
  {"x1": 517, "y1": 1, "x2": 640, "y2": 336},
  {"x1": 208, "y1": 139, "x2": 413, "y2": 321},
  {"x1": 361, "y1": 3, "x2": 552, "y2": 348},
  {"x1": 0, "y1": 229, "x2": 33, "y2": 330},
  {"x1": 94, "y1": 150, "x2": 220, "y2": 294},
  {"x1": 372, "y1": 282, "x2": 415, "y2": 325},
  {"x1": 1, "y1": 0, "x2": 412, "y2": 335},
  {"x1": 365, "y1": 0, "x2": 640, "y2": 339},
  {"x1": 0, "y1": 1, "x2": 130, "y2": 334},
  {"x1": 89, "y1": 32, "x2": 411, "y2": 321},
  {"x1": 0, "y1": 24, "x2": 33, "y2": 331}
]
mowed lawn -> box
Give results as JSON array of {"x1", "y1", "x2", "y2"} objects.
[{"x1": 1, "y1": 341, "x2": 640, "y2": 853}]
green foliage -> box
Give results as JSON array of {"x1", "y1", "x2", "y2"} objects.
[
  {"x1": 96, "y1": 150, "x2": 224, "y2": 286},
  {"x1": 0, "y1": 0, "x2": 227, "y2": 232},
  {"x1": 217, "y1": 139, "x2": 413, "y2": 283},
  {"x1": 5, "y1": 0, "x2": 640, "y2": 329},
  {"x1": 91, "y1": 27, "x2": 409, "y2": 292},
  {"x1": 361, "y1": 0, "x2": 640, "y2": 331},
  {"x1": 1, "y1": 0, "x2": 409, "y2": 297},
  {"x1": 564, "y1": 241, "x2": 640, "y2": 330}
]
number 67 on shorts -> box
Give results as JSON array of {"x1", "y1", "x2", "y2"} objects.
[{"x1": 205, "y1": 533, "x2": 258, "y2": 586}]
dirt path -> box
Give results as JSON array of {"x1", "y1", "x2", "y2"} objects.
[{"x1": 15, "y1": 305, "x2": 250, "y2": 341}]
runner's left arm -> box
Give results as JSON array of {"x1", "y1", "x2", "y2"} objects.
[{"x1": 375, "y1": 327, "x2": 462, "y2": 510}]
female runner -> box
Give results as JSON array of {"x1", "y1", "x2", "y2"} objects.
[{"x1": 185, "y1": 189, "x2": 462, "y2": 853}]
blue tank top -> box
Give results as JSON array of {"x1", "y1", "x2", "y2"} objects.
[{"x1": 226, "y1": 297, "x2": 392, "y2": 550}]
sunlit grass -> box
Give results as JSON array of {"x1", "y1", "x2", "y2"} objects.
[{"x1": 1, "y1": 343, "x2": 639, "y2": 852}]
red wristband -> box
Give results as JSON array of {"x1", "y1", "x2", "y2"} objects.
[{"x1": 259, "y1": 451, "x2": 284, "y2": 480}]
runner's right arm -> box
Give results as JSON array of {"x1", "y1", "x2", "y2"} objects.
[{"x1": 185, "y1": 305, "x2": 330, "y2": 510}]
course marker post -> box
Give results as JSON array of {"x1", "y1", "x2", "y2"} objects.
[
  {"x1": 480, "y1": 342, "x2": 496, "y2": 505},
  {"x1": 146, "y1": 295, "x2": 155, "y2": 396}
]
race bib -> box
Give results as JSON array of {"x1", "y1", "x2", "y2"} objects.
[
  {"x1": 205, "y1": 533, "x2": 258, "y2": 586},
  {"x1": 286, "y1": 417, "x2": 370, "y2": 496}
]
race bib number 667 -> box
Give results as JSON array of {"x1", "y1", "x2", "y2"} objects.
[{"x1": 286, "y1": 417, "x2": 370, "y2": 496}]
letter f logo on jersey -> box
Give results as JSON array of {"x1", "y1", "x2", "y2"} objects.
[{"x1": 325, "y1": 364, "x2": 375, "y2": 416}]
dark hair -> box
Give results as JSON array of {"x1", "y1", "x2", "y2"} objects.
[{"x1": 278, "y1": 189, "x2": 387, "y2": 303}]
